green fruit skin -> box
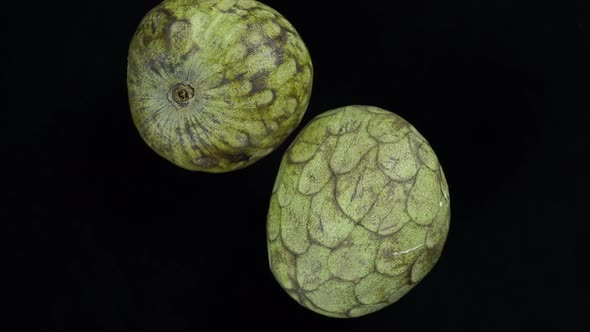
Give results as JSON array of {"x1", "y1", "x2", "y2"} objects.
[
  {"x1": 267, "y1": 105, "x2": 450, "y2": 318},
  {"x1": 127, "y1": 0, "x2": 313, "y2": 172}
]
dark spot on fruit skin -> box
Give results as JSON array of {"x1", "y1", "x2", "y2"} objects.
[
  {"x1": 272, "y1": 48, "x2": 285, "y2": 66},
  {"x1": 184, "y1": 122, "x2": 218, "y2": 163},
  {"x1": 146, "y1": 58, "x2": 164, "y2": 78},
  {"x1": 294, "y1": 58, "x2": 305, "y2": 73},
  {"x1": 234, "y1": 72, "x2": 247, "y2": 83},
  {"x1": 183, "y1": 123, "x2": 199, "y2": 150},
  {"x1": 263, "y1": 37, "x2": 285, "y2": 66},
  {"x1": 244, "y1": 41, "x2": 259, "y2": 57},
  {"x1": 211, "y1": 115, "x2": 221, "y2": 125},
  {"x1": 217, "y1": 76, "x2": 231, "y2": 87},
  {"x1": 149, "y1": 8, "x2": 174, "y2": 48},
  {"x1": 175, "y1": 127, "x2": 193, "y2": 160},
  {"x1": 146, "y1": 53, "x2": 180, "y2": 79},
  {"x1": 148, "y1": 7, "x2": 191, "y2": 51},
  {"x1": 227, "y1": 152, "x2": 251, "y2": 162},
  {"x1": 215, "y1": 0, "x2": 241, "y2": 14},
  {"x1": 257, "y1": 90, "x2": 277, "y2": 110},
  {"x1": 244, "y1": 19, "x2": 288, "y2": 66},
  {"x1": 218, "y1": 7, "x2": 237, "y2": 14},
  {"x1": 271, "y1": 19, "x2": 289, "y2": 45},
  {"x1": 216, "y1": 72, "x2": 247, "y2": 88},
  {"x1": 208, "y1": 144, "x2": 251, "y2": 163},
  {"x1": 288, "y1": 93, "x2": 301, "y2": 106},
  {"x1": 248, "y1": 70, "x2": 269, "y2": 95},
  {"x1": 141, "y1": 24, "x2": 159, "y2": 47}
]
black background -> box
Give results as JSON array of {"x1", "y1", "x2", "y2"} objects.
[{"x1": 3, "y1": 0, "x2": 587, "y2": 330}]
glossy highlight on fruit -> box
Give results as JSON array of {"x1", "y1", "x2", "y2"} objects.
[
  {"x1": 267, "y1": 105, "x2": 450, "y2": 318},
  {"x1": 127, "y1": 0, "x2": 313, "y2": 172}
]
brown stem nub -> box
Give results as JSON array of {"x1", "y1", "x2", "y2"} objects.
[{"x1": 169, "y1": 83, "x2": 195, "y2": 108}]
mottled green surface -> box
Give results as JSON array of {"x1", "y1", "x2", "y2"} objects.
[
  {"x1": 127, "y1": 0, "x2": 312, "y2": 172},
  {"x1": 267, "y1": 105, "x2": 450, "y2": 318}
]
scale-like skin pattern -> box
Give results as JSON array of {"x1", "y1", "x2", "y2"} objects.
[
  {"x1": 128, "y1": 0, "x2": 312, "y2": 172},
  {"x1": 267, "y1": 106, "x2": 450, "y2": 318}
]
